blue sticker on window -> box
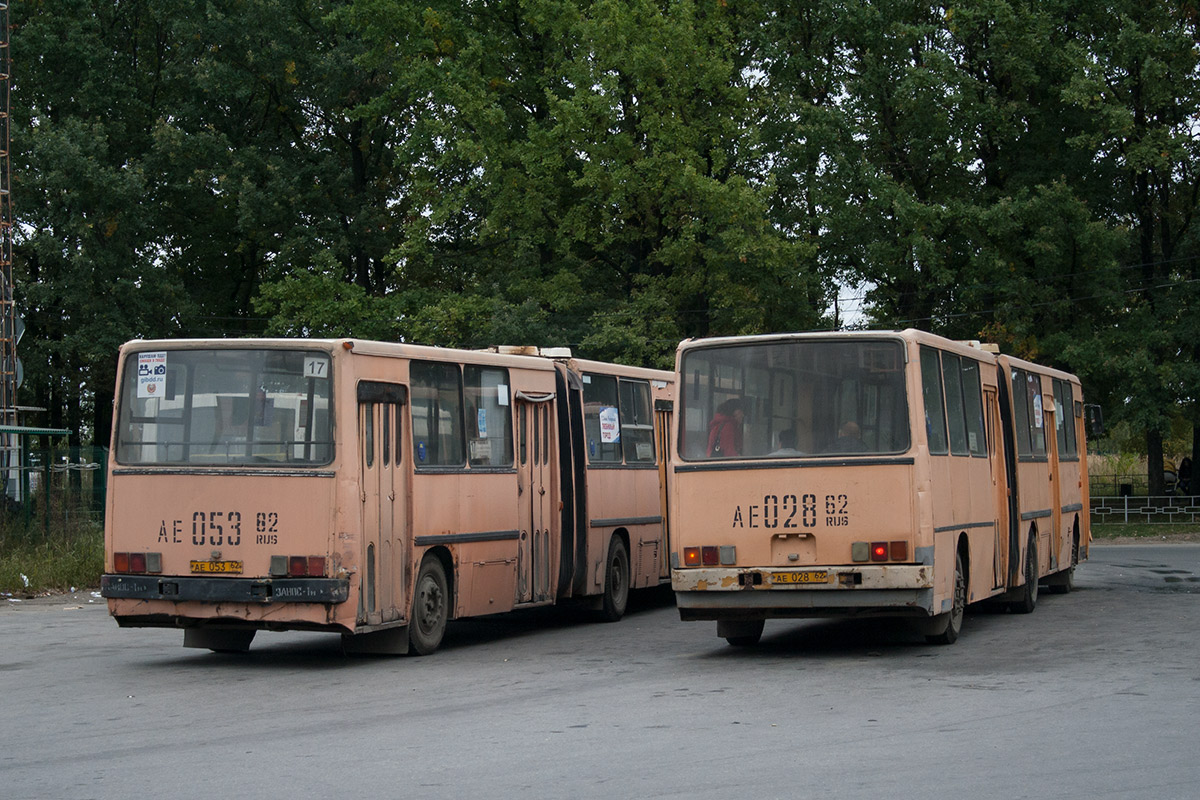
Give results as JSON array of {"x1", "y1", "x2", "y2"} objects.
[{"x1": 418, "y1": 441, "x2": 427, "y2": 462}]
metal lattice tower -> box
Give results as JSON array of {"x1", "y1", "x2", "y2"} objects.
[{"x1": 0, "y1": 1, "x2": 14, "y2": 426}]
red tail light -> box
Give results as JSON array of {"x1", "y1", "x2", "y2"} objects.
[
  {"x1": 890, "y1": 541, "x2": 908, "y2": 561},
  {"x1": 288, "y1": 556, "x2": 308, "y2": 577},
  {"x1": 683, "y1": 547, "x2": 701, "y2": 566},
  {"x1": 129, "y1": 552, "x2": 147, "y2": 573},
  {"x1": 113, "y1": 552, "x2": 130, "y2": 573},
  {"x1": 871, "y1": 542, "x2": 889, "y2": 562},
  {"x1": 702, "y1": 546, "x2": 719, "y2": 566},
  {"x1": 307, "y1": 556, "x2": 326, "y2": 577}
]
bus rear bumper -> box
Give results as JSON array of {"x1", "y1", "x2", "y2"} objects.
[
  {"x1": 672, "y1": 565, "x2": 936, "y2": 620},
  {"x1": 101, "y1": 574, "x2": 350, "y2": 605}
]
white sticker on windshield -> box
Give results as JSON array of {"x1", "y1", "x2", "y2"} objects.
[{"x1": 137, "y1": 352, "x2": 167, "y2": 399}]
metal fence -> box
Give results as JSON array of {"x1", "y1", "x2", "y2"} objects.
[
  {"x1": 4, "y1": 446, "x2": 107, "y2": 531},
  {"x1": 1090, "y1": 495, "x2": 1200, "y2": 525}
]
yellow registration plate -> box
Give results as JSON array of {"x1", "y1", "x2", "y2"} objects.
[
  {"x1": 190, "y1": 560, "x2": 244, "y2": 575},
  {"x1": 771, "y1": 570, "x2": 829, "y2": 585}
]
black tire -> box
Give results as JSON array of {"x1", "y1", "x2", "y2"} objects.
[
  {"x1": 1009, "y1": 533, "x2": 1038, "y2": 614},
  {"x1": 926, "y1": 550, "x2": 965, "y2": 645},
  {"x1": 1047, "y1": 536, "x2": 1079, "y2": 595},
  {"x1": 409, "y1": 557, "x2": 449, "y2": 656},
  {"x1": 723, "y1": 619, "x2": 765, "y2": 647},
  {"x1": 599, "y1": 536, "x2": 630, "y2": 622}
]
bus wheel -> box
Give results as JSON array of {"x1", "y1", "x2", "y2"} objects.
[
  {"x1": 409, "y1": 557, "x2": 449, "y2": 656},
  {"x1": 599, "y1": 537, "x2": 630, "y2": 622},
  {"x1": 719, "y1": 619, "x2": 764, "y2": 647},
  {"x1": 1046, "y1": 537, "x2": 1078, "y2": 595},
  {"x1": 1009, "y1": 534, "x2": 1038, "y2": 614},
  {"x1": 925, "y1": 551, "x2": 965, "y2": 645}
]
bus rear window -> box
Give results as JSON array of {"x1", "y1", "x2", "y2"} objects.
[
  {"x1": 678, "y1": 339, "x2": 910, "y2": 460},
  {"x1": 115, "y1": 349, "x2": 333, "y2": 466}
]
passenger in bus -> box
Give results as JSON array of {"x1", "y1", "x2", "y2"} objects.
[
  {"x1": 769, "y1": 429, "x2": 803, "y2": 457},
  {"x1": 707, "y1": 399, "x2": 744, "y2": 458},
  {"x1": 833, "y1": 421, "x2": 869, "y2": 453}
]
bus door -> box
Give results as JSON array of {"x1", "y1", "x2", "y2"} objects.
[
  {"x1": 995, "y1": 364, "x2": 1021, "y2": 588},
  {"x1": 654, "y1": 398, "x2": 674, "y2": 581},
  {"x1": 985, "y1": 387, "x2": 1009, "y2": 590},
  {"x1": 517, "y1": 394, "x2": 554, "y2": 604},
  {"x1": 1046, "y1": 390, "x2": 1062, "y2": 571},
  {"x1": 357, "y1": 382, "x2": 409, "y2": 627}
]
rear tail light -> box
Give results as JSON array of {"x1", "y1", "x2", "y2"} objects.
[
  {"x1": 274, "y1": 555, "x2": 328, "y2": 577},
  {"x1": 681, "y1": 545, "x2": 736, "y2": 567},
  {"x1": 853, "y1": 541, "x2": 910, "y2": 563},
  {"x1": 112, "y1": 552, "x2": 162, "y2": 574}
]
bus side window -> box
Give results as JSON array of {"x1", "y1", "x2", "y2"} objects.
[
  {"x1": 941, "y1": 353, "x2": 969, "y2": 456},
  {"x1": 1026, "y1": 372, "x2": 1046, "y2": 456},
  {"x1": 619, "y1": 379, "x2": 655, "y2": 464},
  {"x1": 583, "y1": 374, "x2": 622, "y2": 463},
  {"x1": 920, "y1": 347, "x2": 949, "y2": 455},
  {"x1": 465, "y1": 366, "x2": 513, "y2": 467},
  {"x1": 1054, "y1": 379, "x2": 1077, "y2": 457},
  {"x1": 411, "y1": 361, "x2": 465, "y2": 466},
  {"x1": 961, "y1": 359, "x2": 987, "y2": 456},
  {"x1": 1011, "y1": 369, "x2": 1032, "y2": 456}
]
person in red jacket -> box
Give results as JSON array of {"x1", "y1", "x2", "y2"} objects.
[{"x1": 707, "y1": 398, "x2": 745, "y2": 458}]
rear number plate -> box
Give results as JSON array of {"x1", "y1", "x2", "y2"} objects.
[
  {"x1": 771, "y1": 570, "x2": 828, "y2": 585},
  {"x1": 190, "y1": 560, "x2": 243, "y2": 574}
]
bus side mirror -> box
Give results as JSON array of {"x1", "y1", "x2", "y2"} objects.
[{"x1": 1082, "y1": 403, "x2": 1104, "y2": 439}]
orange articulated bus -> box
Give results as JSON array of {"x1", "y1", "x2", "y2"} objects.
[
  {"x1": 669, "y1": 329, "x2": 1095, "y2": 646},
  {"x1": 101, "y1": 339, "x2": 673, "y2": 655}
]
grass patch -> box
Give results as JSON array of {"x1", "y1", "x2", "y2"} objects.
[
  {"x1": 1092, "y1": 522, "x2": 1200, "y2": 540},
  {"x1": 0, "y1": 511, "x2": 104, "y2": 595}
]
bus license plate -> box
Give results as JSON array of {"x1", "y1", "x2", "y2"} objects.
[
  {"x1": 190, "y1": 560, "x2": 243, "y2": 575},
  {"x1": 771, "y1": 570, "x2": 828, "y2": 585}
]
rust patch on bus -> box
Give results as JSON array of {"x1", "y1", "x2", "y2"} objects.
[{"x1": 721, "y1": 576, "x2": 739, "y2": 588}]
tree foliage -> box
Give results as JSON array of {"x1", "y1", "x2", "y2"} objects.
[{"x1": 10, "y1": 0, "x2": 1200, "y2": 483}]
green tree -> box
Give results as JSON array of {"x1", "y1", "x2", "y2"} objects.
[
  {"x1": 339, "y1": 0, "x2": 824, "y2": 367},
  {"x1": 1059, "y1": 0, "x2": 1200, "y2": 493}
]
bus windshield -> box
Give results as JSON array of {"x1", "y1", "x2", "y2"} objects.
[
  {"x1": 678, "y1": 338, "x2": 910, "y2": 460},
  {"x1": 115, "y1": 348, "x2": 334, "y2": 466}
]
